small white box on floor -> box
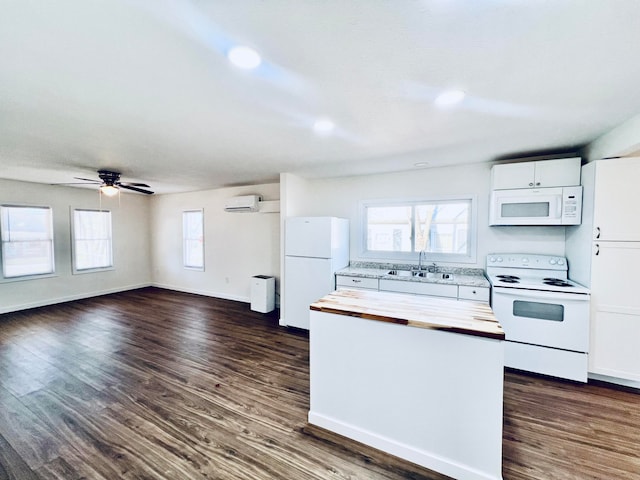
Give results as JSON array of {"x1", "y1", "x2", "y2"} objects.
[{"x1": 251, "y1": 275, "x2": 275, "y2": 313}]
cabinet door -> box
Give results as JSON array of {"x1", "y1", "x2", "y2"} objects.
[
  {"x1": 458, "y1": 286, "x2": 490, "y2": 303},
  {"x1": 336, "y1": 275, "x2": 379, "y2": 290},
  {"x1": 491, "y1": 158, "x2": 581, "y2": 190},
  {"x1": 593, "y1": 157, "x2": 640, "y2": 241},
  {"x1": 589, "y1": 241, "x2": 640, "y2": 381},
  {"x1": 534, "y1": 157, "x2": 581, "y2": 188},
  {"x1": 491, "y1": 163, "x2": 535, "y2": 189},
  {"x1": 379, "y1": 279, "x2": 457, "y2": 298}
]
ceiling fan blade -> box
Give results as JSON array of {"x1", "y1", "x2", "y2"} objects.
[
  {"x1": 74, "y1": 177, "x2": 101, "y2": 183},
  {"x1": 119, "y1": 182, "x2": 150, "y2": 188},
  {"x1": 119, "y1": 184, "x2": 154, "y2": 195}
]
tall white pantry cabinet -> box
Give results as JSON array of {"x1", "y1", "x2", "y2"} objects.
[{"x1": 566, "y1": 157, "x2": 640, "y2": 387}]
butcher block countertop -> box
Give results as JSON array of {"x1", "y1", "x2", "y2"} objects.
[{"x1": 310, "y1": 289, "x2": 504, "y2": 340}]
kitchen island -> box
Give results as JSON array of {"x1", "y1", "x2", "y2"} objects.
[{"x1": 309, "y1": 289, "x2": 505, "y2": 480}]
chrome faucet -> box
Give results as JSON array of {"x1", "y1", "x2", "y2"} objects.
[
  {"x1": 428, "y1": 262, "x2": 437, "y2": 273},
  {"x1": 417, "y1": 250, "x2": 426, "y2": 271}
]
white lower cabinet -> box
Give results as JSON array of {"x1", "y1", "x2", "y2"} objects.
[
  {"x1": 336, "y1": 275, "x2": 489, "y2": 303},
  {"x1": 458, "y1": 285, "x2": 490, "y2": 303},
  {"x1": 379, "y1": 279, "x2": 458, "y2": 298},
  {"x1": 336, "y1": 275, "x2": 379, "y2": 291}
]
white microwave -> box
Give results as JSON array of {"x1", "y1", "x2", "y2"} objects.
[{"x1": 489, "y1": 186, "x2": 582, "y2": 226}]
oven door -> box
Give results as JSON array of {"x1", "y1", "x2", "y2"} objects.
[{"x1": 491, "y1": 287, "x2": 589, "y2": 352}]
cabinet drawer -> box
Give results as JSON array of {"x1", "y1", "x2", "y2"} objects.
[
  {"x1": 458, "y1": 286, "x2": 490, "y2": 303},
  {"x1": 379, "y1": 279, "x2": 457, "y2": 298},
  {"x1": 336, "y1": 275, "x2": 379, "y2": 290}
]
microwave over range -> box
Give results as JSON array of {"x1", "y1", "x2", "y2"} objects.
[{"x1": 489, "y1": 186, "x2": 583, "y2": 226}]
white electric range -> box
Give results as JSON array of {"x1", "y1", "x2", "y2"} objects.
[{"x1": 487, "y1": 253, "x2": 590, "y2": 382}]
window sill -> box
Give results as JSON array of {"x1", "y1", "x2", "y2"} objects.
[
  {"x1": 72, "y1": 267, "x2": 115, "y2": 275},
  {"x1": 0, "y1": 273, "x2": 59, "y2": 283}
]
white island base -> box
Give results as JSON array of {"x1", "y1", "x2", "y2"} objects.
[{"x1": 309, "y1": 291, "x2": 504, "y2": 480}]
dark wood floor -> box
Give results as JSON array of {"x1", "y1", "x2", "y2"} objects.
[{"x1": 0, "y1": 288, "x2": 638, "y2": 480}]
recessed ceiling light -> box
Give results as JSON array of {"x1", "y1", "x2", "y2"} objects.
[
  {"x1": 435, "y1": 89, "x2": 466, "y2": 107},
  {"x1": 414, "y1": 162, "x2": 429, "y2": 168},
  {"x1": 227, "y1": 46, "x2": 262, "y2": 69},
  {"x1": 313, "y1": 118, "x2": 335, "y2": 135}
]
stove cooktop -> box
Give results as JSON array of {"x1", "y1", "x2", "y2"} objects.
[
  {"x1": 486, "y1": 253, "x2": 590, "y2": 294},
  {"x1": 488, "y1": 273, "x2": 589, "y2": 293}
]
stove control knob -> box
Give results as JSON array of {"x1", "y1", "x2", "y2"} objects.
[
  {"x1": 497, "y1": 257, "x2": 503, "y2": 262},
  {"x1": 489, "y1": 256, "x2": 496, "y2": 263},
  {"x1": 549, "y1": 259, "x2": 557, "y2": 265},
  {"x1": 522, "y1": 257, "x2": 529, "y2": 263},
  {"x1": 557, "y1": 259, "x2": 565, "y2": 265}
]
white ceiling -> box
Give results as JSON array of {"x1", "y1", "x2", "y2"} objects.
[{"x1": 2, "y1": 1, "x2": 640, "y2": 194}]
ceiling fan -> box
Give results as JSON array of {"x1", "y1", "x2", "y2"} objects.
[{"x1": 58, "y1": 170, "x2": 154, "y2": 195}]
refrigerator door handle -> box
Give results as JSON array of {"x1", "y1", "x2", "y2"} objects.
[{"x1": 594, "y1": 244, "x2": 600, "y2": 256}]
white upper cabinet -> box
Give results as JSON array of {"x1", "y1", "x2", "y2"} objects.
[
  {"x1": 491, "y1": 157, "x2": 581, "y2": 190},
  {"x1": 592, "y1": 157, "x2": 640, "y2": 241}
]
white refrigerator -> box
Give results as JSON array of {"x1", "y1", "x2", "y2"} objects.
[{"x1": 281, "y1": 217, "x2": 349, "y2": 330}]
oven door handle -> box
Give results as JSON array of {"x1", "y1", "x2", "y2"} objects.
[{"x1": 493, "y1": 288, "x2": 589, "y2": 302}]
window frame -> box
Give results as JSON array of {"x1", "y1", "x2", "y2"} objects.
[
  {"x1": 359, "y1": 195, "x2": 477, "y2": 264},
  {"x1": 183, "y1": 209, "x2": 204, "y2": 271},
  {"x1": 71, "y1": 208, "x2": 114, "y2": 274},
  {"x1": 0, "y1": 204, "x2": 56, "y2": 280}
]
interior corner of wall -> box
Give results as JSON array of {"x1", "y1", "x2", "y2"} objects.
[{"x1": 585, "y1": 112, "x2": 640, "y2": 161}]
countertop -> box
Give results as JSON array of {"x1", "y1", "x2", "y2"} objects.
[
  {"x1": 337, "y1": 264, "x2": 490, "y2": 288},
  {"x1": 310, "y1": 289, "x2": 504, "y2": 340}
]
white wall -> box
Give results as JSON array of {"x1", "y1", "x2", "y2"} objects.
[
  {"x1": 0, "y1": 163, "x2": 570, "y2": 314},
  {"x1": 281, "y1": 163, "x2": 566, "y2": 269},
  {"x1": 0, "y1": 179, "x2": 151, "y2": 313},
  {"x1": 150, "y1": 183, "x2": 280, "y2": 303}
]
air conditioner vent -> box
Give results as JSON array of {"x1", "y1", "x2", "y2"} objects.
[{"x1": 224, "y1": 195, "x2": 262, "y2": 212}]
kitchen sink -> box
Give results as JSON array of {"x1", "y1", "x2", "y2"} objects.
[
  {"x1": 386, "y1": 269, "x2": 413, "y2": 277},
  {"x1": 387, "y1": 270, "x2": 454, "y2": 280},
  {"x1": 429, "y1": 272, "x2": 454, "y2": 280}
]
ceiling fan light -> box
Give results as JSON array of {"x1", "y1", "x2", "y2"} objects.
[{"x1": 100, "y1": 185, "x2": 119, "y2": 197}]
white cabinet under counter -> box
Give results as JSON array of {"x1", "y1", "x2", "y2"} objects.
[
  {"x1": 379, "y1": 278, "x2": 458, "y2": 298},
  {"x1": 336, "y1": 265, "x2": 490, "y2": 303},
  {"x1": 458, "y1": 285, "x2": 490, "y2": 303},
  {"x1": 336, "y1": 275, "x2": 379, "y2": 291}
]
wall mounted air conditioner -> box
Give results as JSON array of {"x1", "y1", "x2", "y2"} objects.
[{"x1": 224, "y1": 195, "x2": 262, "y2": 212}]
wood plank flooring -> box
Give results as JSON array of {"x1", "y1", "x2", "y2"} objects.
[{"x1": 0, "y1": 287, "x2": 638, "y2": 479}]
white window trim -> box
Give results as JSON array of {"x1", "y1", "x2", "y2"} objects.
[
  {"x1": 183, "y1": 209, "x2": 205, "y2": 271},
  {"x1": 0, "y1": 204, "x2": 55, "y2": 280},
  {"x1": 71, "y1": 208, "x2": 114, "y2": 274},
  {"x1": 359, "y1": 195, "x2": 477, "y2": 264}
]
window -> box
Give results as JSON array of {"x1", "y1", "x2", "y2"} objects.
[
  {"x1": 1, "y1": 205, "x2": 55, "y2": 278},
  {"x1": 183, "y1": 210, "x2": 204, "y2": 270},
  {"x1": 362, "y1": 196, "x2": 476, "y2": 263},
  {"x1": 72, "y1": 209, "x2": 113, "y2": 272}
]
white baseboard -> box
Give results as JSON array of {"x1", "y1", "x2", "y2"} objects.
[
  {"x1": 308, "y1": 412, "x2": 502, "y2": 480},
  {"x1": 151, "y1": 282, "x2": 249, "y2": 304},
  {"x1": 589, "y1": 372, "x2": 640, "y2": 390},
  {"x1": 1, "y1": 282, "x2": 262, "y2": 316},
  {"x1": 0, "y1": 283, "x2": 152, "y2": 315}
]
